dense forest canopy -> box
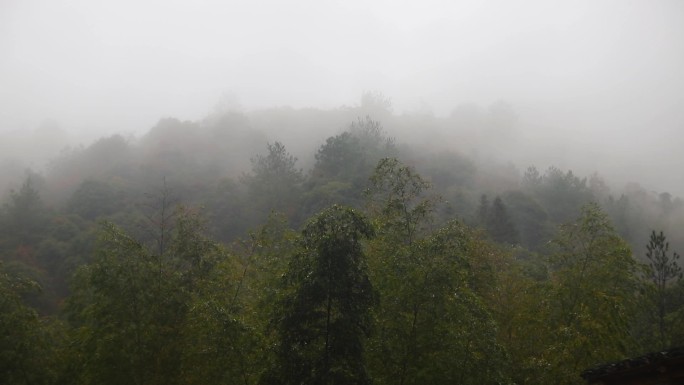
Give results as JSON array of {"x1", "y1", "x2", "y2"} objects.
[
  {"x1": 1, "y1": 102, "x2": 683, "y2": 385},
  {"x1": 2, "y1": 1, "x2": 684, "y2": 384}
]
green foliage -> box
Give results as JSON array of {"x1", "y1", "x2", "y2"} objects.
[
  {"x1": 646, "y1": 231, "x2": 683, "y2": 289},
  {"x1": 204, "y1": 177, "x2": 249, "y2": 242},
  {"x1": 305, "y1": 117, "x2": 396, "y2": 215},
  {"x1": 66, "y1": 208, "x2": 238, "y2": 385},
  {"x1": 478, "y1": 194, "x2": 519, "y2": 245},
  {"x1": 365, "y1": 160, "x2": 509, "y2": 385},
  {"x1": 313, "y1": 132, "x2": 364, "y2": 181},
  {"x1": 539, "y1": 204, "x2": 639, "y2": 384},
  {"x1": 368, "y1": 221, "x2": 510, "y2": 385},
  {"x1": 640, "y1": 230, "x2": 683, "y2": 350},
  {"x1": 2, "y1": 177, "x2": 49, "y2": 246},
  {"x1": 366, "y1": 158, "x2": 435, "y2": 245},
  {"x1": 242, "y1": 141, "x2": 305, "y2": 224},
  {"x1": 67, "y1": 179, "x2": 125, "y2": 220},
  {"x1": 67, "y1": 223, "x2": 174, "y2": 385},
  {"x1": 0, "y1": 262, "x2": 62, "y2": 385},
  {"x1": 524, "y1": 167, "x2": 594, "y2": 224},
  {"x1": 502, "y1": 190, "x2": 554, "y2": 251},
  {"x1": 176, "y1": 212, "x2": 259, "y2": 385},
  {"x1": 2, "y1": 107, "x2": 684, "y2": 385},
  {"x1": 266, "y1": 205, "x2": 375, "y2": 385}
]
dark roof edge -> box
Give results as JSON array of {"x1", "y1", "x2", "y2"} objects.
[{"x1": 581, "y1": 346, "x2": 684, "y2": 381}]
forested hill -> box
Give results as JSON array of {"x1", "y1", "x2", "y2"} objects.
[{"x1": 1, "y1": 104, "x2": 683, "y2": 385}]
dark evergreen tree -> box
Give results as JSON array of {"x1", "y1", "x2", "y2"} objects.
[
  {"x1": 502, "y1": 190, "x2": 553, "y2": 251},
  {"x1": 645, "y1": 230, "x2": 682, "y2": 349},
  {"x1": 265, "y1": 205, "x2": 375, "y2": 385},
  {"x1": 486, "y1": 196, "x2": 519, "y2": 245}
]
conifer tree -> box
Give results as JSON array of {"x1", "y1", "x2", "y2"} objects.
[{"x1": 645, "y1": 230, "x2": 682, "y2": 349}]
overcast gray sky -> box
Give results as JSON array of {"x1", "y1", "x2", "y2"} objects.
[{"x1": 1, "y1": 0, "x2": 683, "y2": 192}]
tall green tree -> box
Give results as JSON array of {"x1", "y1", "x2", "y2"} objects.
[
  {"x1": 0, "y1": 262, "x2": 59, "y2": 385},
  {"x1": 265, "y1": 205, "x2": 375, "y2": 385},
  {"x1": 538, "y1": 203, "x2": 639, "y2": 384},
  {"x1": 174, "y1": 208, "x2": 259, "y2": 385},
  {"x1": 67, "y1": 223, "x2": 176, "y2": 385},
  {"x1": 66, "y1": 207, "x2": 231, "y2": 385},
  {"x1": 365, "y1": 159, "x2": 509, "y2": 385},
  {"x1": 365, "y1": 158, "x2": 434, "y2": 246},
  {"x1": 644, "y1": 230, "x2": 682, "y2": 349}
]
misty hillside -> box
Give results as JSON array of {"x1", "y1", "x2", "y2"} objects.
[
  {"x1": 2, "y1": 102, "x2": 684, "y2": 385},
  {"x1": 2, "y1": 1, "x2": 684, "y2": 384},
  {"x1": 3, "y1": 98, "x2": 682, "y2": 249}
]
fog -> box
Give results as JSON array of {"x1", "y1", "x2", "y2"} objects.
[{"x1": 1, "y1": 0, "x2": 683, "y2": 195}]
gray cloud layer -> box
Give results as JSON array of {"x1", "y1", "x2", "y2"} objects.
[{"x1": 1, "y1": 0, "x2": 683, "y2": 193}]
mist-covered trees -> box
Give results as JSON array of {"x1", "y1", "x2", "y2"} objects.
[
  {"x1": 477, "y1": 194, "x2": 519, "y2": 245},
  {"x1": 523, "y1": 166, "x2": 594, "y2": 224},
  {"x1": 305, "y1": 117, "x2": 396, "y2": 214},
  {"x1": 2, "y1": 177, "x2": 49, "y2": 246},
  {"x1": 242, "y1": 141, "x2": 304, "y2": 224},
  {"x1": 2, "y1": 107, "x2": 684, "y2": 385}
]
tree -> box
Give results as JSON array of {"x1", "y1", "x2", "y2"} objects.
[
  {"x1": 67, "y1": 208, "x2": 231, "y2": 385},
  {"x1": 487, "y1": 196, "x2": 519, "y2": 245},
  {"x1": 526, "y1": 167, "x2": 594, "y2": 223},
  {"x1": 0, "y1": 262, "x2": 58, "y2": 385},
  {"x1": 203, "y1": 177, "x2": 248, "y2": 242},
  {"x1": 2, "y1": 176, "x2": 48, "y2": 247},
  {"x1": 305, "y1": 118, "x2": 396, "y2": 215},
  {"x1": 0, "y1": 175, "x2": 59, "y2": 314},
  {"x1": 521, "y1": 166, "x2": 541, "y2": 189},
  {"x1": 477, "y1": 194, "x2": 519, "y2": 246},
  {"x1": 364, "y1": 159, "x2": 509, "y2": 385},
  {"x1": 502, "y1": 190, "x2": 553, "y2": 251},
  {"x1": 368, "y1": 221, "x2": 510, "y2": 385},
  {"x1": 66, "y1": 179, "x2": 125, "y2": 220},
  {"x1": 305, "y1": 132, "x2": 366, "y2": 213},
  {"x1": 241, "y1": 141, "x2": 304, "y2": 224},
  {"x1": 265, "y1": 205, "x2": 376, "y2": 385},
  {"x1": 67, "y1": 223, "x2": 172, "y2": 385},
  {"x1": 359, "y1": 91, "x2": 393, "y2": 117},
  {"x1": 539, "y1": 204, "x2": 639, "y2": 384},
  {"x1": 365, "y1": 158, "x2": 434, "y2": 246},
  {"x1": 174, "y1": 208, "x2": 259, "y2": 385},
  {"x1": 644, "y1": 230, "x2": 682, "y2": 349}
]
